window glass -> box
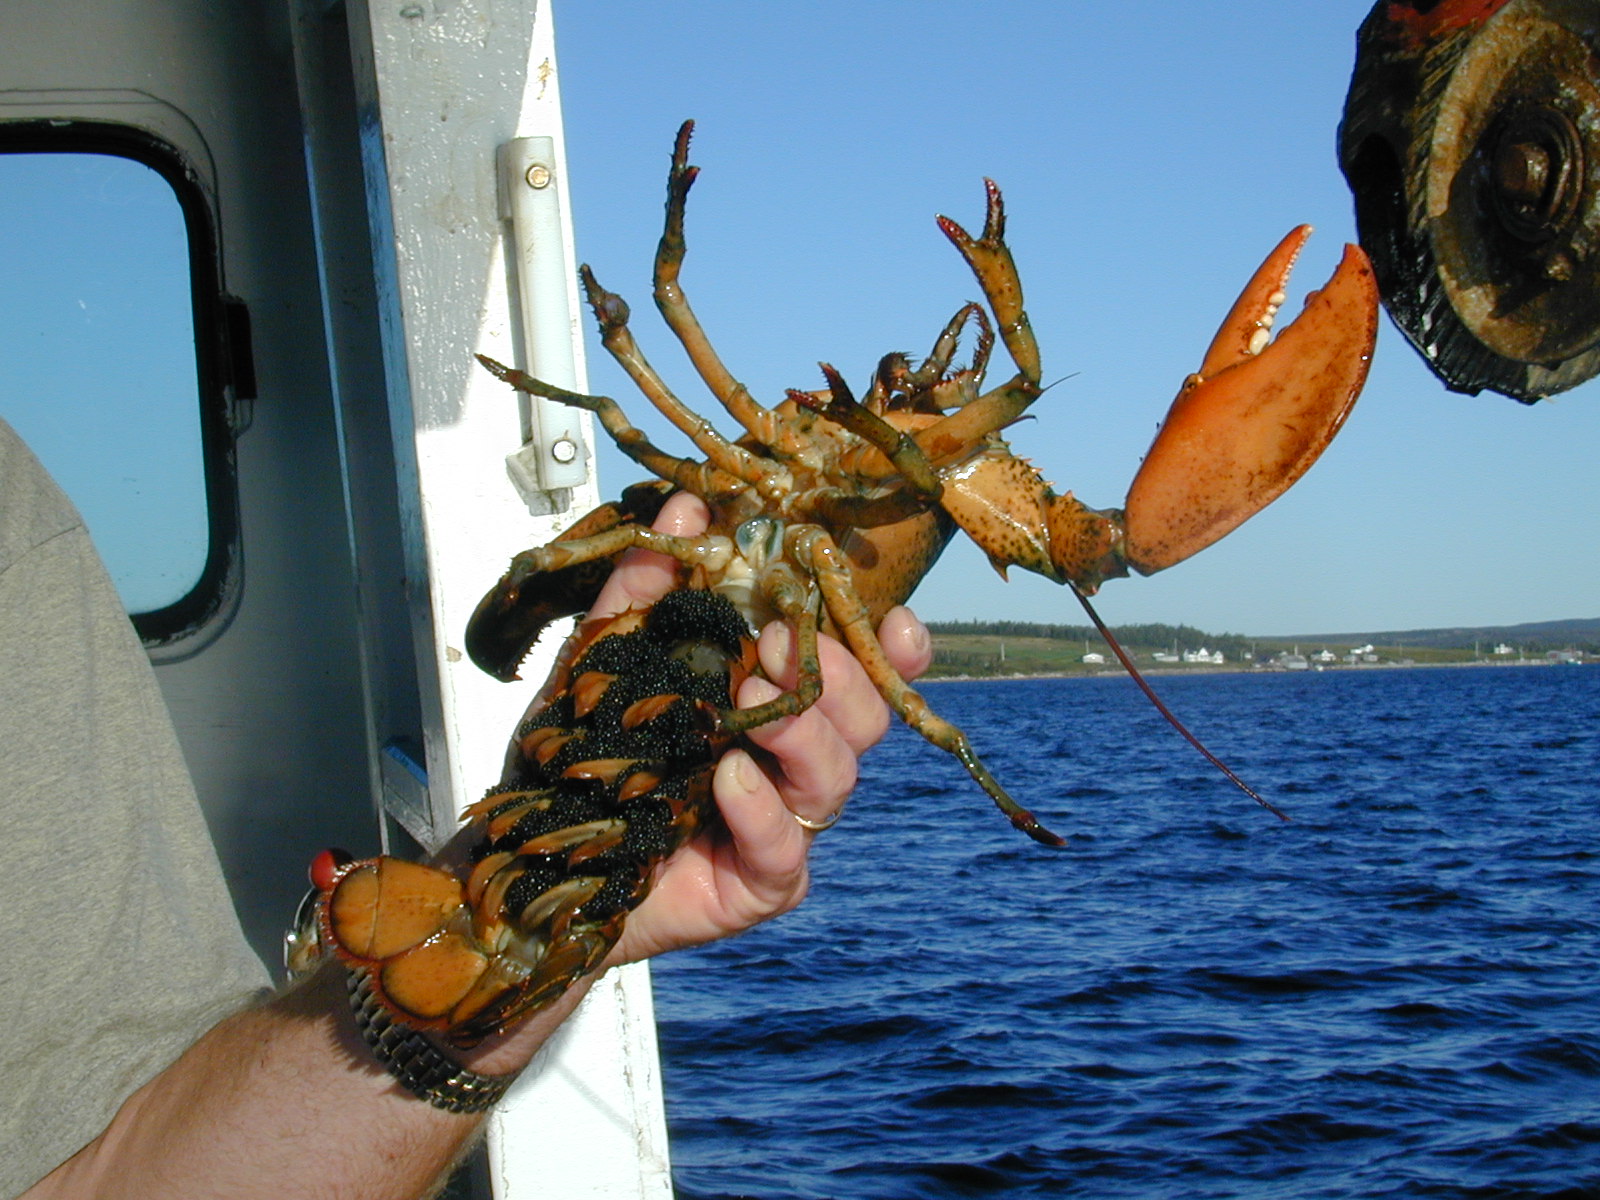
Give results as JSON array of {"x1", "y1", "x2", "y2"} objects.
[{"x1": 0, "y1": 151, "x2": 208, "y2": 614}]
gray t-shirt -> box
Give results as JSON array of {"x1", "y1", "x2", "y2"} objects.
[{"x1": 0, "y1": 420, "x2": 270, "y2": 1194}]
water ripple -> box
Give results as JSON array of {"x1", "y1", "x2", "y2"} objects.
[{"x1": 657, "y1": 665, "x2": 1600, "y2": 1198}]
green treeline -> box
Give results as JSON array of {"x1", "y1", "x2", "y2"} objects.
[
  {"x1": 922, "y1": 617, "x2": 1599, "y2": 678},
  {"x1": 928, "y1": 618, "x2": 1217, "y2": 642},
  {"x1": 927, "y1": 619, "x2": 1249, "y2": 654},
  {"x1": 925, "y1": 619, "x2": 1257, "y2": 677}
]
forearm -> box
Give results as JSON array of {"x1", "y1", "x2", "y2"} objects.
[{"x1": 25, "y1": 960, "x2": 591, "y2": 1199}]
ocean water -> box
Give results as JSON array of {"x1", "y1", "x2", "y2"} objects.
[{"x1": 651, "y1": 664, "x2": 1600, "y2": 1199}]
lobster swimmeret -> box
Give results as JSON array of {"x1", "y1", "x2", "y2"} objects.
[{"x1": 315, "y1": 122, "x2": 1379, "y2": 1047}]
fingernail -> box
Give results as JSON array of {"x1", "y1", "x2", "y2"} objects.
[
  {"x1": 889, "y1": 606, "x2": 929, "y2": 654},
  {"x1": 739, "y1": 675, "x2": 781, "y2": 708},
  {"x1": 729, "y1": 749, "x2": 760, "y2": 795},
  {"x1": 908, "y1": 618, "x2": 930, "y2": 655},
  {"x1": 758, "y1": 623, "x2": 793, "y2": 678}
]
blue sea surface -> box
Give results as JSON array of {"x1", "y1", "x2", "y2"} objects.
[{"x1": 651, "y1": 664, "x2": 1600, "y2": 1199}]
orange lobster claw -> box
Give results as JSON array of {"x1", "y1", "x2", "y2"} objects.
[{"x1": 1123, "y1": 227, "x2": 1379, "y2": 574}]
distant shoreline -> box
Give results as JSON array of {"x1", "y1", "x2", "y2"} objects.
[{"x1": 920, "y1": 658, "x2": 1581, "y2": 684}]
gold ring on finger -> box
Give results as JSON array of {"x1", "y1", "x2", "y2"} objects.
[{"x1": 792, "y1": 807, "x2": 842, "y2": 832}]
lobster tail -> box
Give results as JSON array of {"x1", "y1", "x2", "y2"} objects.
[{"x1": 321, "y1": 589, "x2": 757, "y2": 1047}]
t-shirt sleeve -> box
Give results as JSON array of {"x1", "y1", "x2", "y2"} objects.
[{"x1": 0, "y1": 420, "x2": 271, "y2": 1195}]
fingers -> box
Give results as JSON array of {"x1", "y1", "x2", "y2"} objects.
[
  {"x1": 736, "y1": 671, "x2": 858, "y2": 826},
  {"x1": 751, "y1": 607, "x2": 932, "y2": 756},
  {"x1": 710, "y1": 747, "x2": 809, "y2": 905},
  {"x1": 586, "y1": 492, "x2": 710, "y2": 619},
  {"x1": 877, "y1": 605, "x2": 933, "y2": 682},
  {"x1": 726, "y1": 606, "x2": 931, "y2": 831}
]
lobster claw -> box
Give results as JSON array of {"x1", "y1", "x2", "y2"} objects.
[
  {"x1": 1122, "y1": 227, "x2": 1379, "y2": 574},
  {"x1": 466, "y1": 479, "x2": 677, "y2": 682}
]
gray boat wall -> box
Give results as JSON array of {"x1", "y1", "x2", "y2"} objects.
[{"x1": 0, "y1": 2, "x2": 671, "y2": 1195}]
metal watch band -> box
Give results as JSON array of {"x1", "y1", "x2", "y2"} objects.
[{"x1": 345, "y1": 968, "x2": 520, "y2": 1114}]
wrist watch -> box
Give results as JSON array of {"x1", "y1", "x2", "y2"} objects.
[{"x1": 346, "y1": 968, "x2": 521, "y2": 1114}]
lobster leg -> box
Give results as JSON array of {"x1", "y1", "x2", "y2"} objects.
[
  {"x1": 715, "y1": 562, "x2": 825, "y2": 734},
  {"x1": 795, "y1": 364, "x2": 943, "y2": 499},
  {"x1": 782, "y1": 365, "x2": 960, "y2": 533},
  {"x1": 481, "y1": 527, "x2": 736, "y2": 636},
  {"x1": 936, "y1": 179, "x2": 1043, "y2": 389},
  {"x1": 477, "y1": 351, "x2": 759, "y2": 500},
  {"x1": 894, "y1": 184, "x2": 1054, "y2": 468},
  {"x1": 900, "y1": 302, "x2": 995, "y2": 401},
  {"x1": 572, "y1": 270, "x2": 792, "y2": 492},
  {"x1": 648, "y1": 122, "x2": 819, "y2": 460},
  {"x1": 803, "y1": 482, "x2": 938, "y2": 533},
  {"x1": 788, "y1": 523, "x2": 1066, "y2": 847}
]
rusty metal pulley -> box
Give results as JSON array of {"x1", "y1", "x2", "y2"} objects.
[{"x1": 1339, "y1": 0, "x2": 1600, "y2": 401}]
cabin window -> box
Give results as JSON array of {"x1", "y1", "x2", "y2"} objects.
[{"x1": 0, "y1": 125, "x2": 241, "y2": 647}]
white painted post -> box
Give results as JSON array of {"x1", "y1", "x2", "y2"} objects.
[{"x1": 345, "y1": 1, "x2": 672, "y2": 1195}]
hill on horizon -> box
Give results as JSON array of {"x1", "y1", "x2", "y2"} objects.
[
  {"x1": 925, "y1": 617, "x2": 1600, "y2": 658},
  {"x1": 923, "y1": 617, "x2": 1599, "y2": 679},
  {"x1": 1278, "y1": 617, "x2": 1600, "y2": 650}
]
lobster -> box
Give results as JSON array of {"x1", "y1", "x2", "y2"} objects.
[{"x1": 311, "y1": 122, "x2": 1379, "y2": 1049}]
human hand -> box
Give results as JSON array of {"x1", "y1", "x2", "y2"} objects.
[{"x1": 579, "y1": 492, "x2": 932, "y2": 966}]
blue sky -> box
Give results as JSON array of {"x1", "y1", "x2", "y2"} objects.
[
  {"x1": 552, "y1": 1, "x2": 1599, "y2": 636},
  {"x1": 2, "y1": 2, "x2": 1594, "y2": 636},
  {"x1": 0, "y1": 152, "x2": 205, "y2": 613}
]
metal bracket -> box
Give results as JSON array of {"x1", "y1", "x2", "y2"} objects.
[{"x1": 497, "y1": 135, "x2": 590, "y2": 506}]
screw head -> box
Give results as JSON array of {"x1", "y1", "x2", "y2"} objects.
[
  {"x1": 1488, "y1": 106, "x2": 1582, "y2": 244},
  {"x1": 1494, "y1": 139, "x2": 1550, "y2": 208}
]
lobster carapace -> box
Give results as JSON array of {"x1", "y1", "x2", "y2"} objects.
[{"x1": 314, "y1": 121, "x2": 1379, "y2": 1048}]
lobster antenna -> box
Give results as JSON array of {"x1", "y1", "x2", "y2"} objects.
[{"x1": 1067, "y1": 583, "x2": 1290, "y2": 823}]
